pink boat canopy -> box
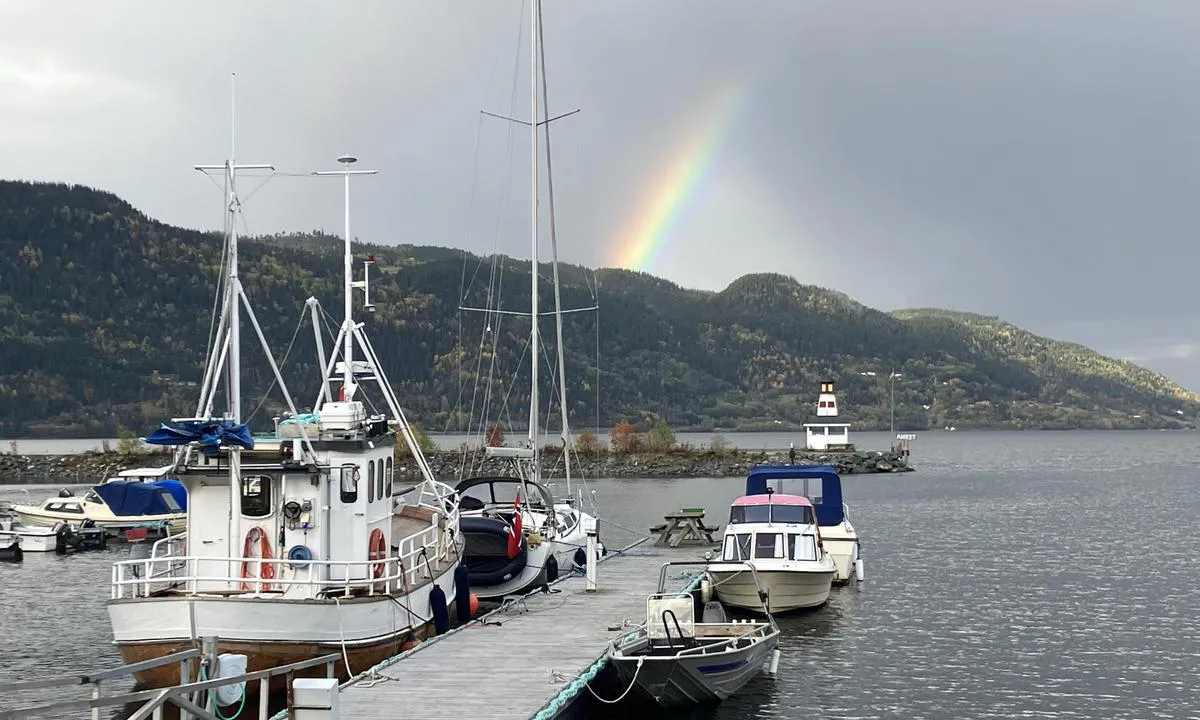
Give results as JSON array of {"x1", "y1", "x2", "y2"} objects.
[{"x1": 731, "y1": 494, "x2": 812, "y2": 507}]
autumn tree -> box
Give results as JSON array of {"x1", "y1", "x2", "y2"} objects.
[
  {"x1": 609, "y1": 420, "x2": 641, "y2": 455},
  {"x1": 485, "y1": 423, "x2": 505, "y2": 447}
]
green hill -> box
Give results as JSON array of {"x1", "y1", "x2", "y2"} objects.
[{"x1": 0, "y1": 179, "x2": 1196, "y2": 437}]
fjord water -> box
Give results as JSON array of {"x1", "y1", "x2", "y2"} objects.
[{"x1": 2, "y1": 431, "x2": 1197, "y2": 719}]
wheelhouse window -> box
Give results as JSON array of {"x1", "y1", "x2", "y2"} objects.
[
  {"x1": 385, "y1": 458, "x2": 393, "y2": 499},
  {"x1": 240, "y1": 475, "x2": 272, "y2": 517},
  {"x1": 771, "y1": 505, "x2": 814, "y2": 524},
  {"x1": 730, "y1": 504, "x2": 814, "y2": 525},
  {"x1": 722, "y1": 533, "x2": 752, "y2": 561},
  {"x1": 377, "y1": 458, "x2": 385, "y2": 501},
  {"x1": 368, "y1": 461, "x2": 376, "y2": 503},
  {"x1": 754, "y1": 533, "x2": 784, "y2": 559},
  {"x1": 729, "y1": 505, "x2": 771, "y2": 524},
  {"x1": 789, "y1": 533, "x2": 817, "y2": 561},
  {"x1": 339, "y1": 464, "x2": 359, "y2": 503},
  {"x1": 47, "y1": 502, "x2": 84, "y2": 514}
]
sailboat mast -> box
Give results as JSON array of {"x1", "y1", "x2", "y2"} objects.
[
  {"x1": 527, "y1": 0, "x2": 541, "y2": 468},
  {"x1": 537, "y1": 0, "x2": 574, "y2": 496}
]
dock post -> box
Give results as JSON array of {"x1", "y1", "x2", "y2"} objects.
[{"x1": 583, "y1": 516, "x2": 598, "y2": 592}]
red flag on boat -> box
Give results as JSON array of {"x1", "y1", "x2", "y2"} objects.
[{"x1": 506, "y1": 493, "x2": 523, "y2": 558}]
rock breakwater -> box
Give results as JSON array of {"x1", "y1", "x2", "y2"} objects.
[{"x1": 0, "y1": 448, "x2": 913, "y2": 486}]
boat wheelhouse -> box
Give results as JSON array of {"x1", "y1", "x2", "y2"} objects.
[{"x1": 706, "y1": 493, "x2": 836, "y2": 613}]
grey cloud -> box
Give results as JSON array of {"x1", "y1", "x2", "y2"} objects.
[{"x1": 2, "y1": 0, "x2": 1199, "y2": 387}]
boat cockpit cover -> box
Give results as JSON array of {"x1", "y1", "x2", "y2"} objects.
[
  {"x1": 151, "y1": 479, "x2": 188, "y2": 511},
  {"x1": 144, "y1": 420, "x2": 254, "y2": 456},
  {"x1": 92, "y1": 482, "x2": 184, "y2": 517},
  {"x1": 744, "y1": 464, "x2": 844, "y2": 526}
]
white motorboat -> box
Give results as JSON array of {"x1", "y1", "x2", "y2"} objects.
[
  {"x1": 0, "y1": 517, "x2": 58, "y2": 552},
  {"x1": 104, "y1": 115, "x2": 463, "y2": 693},
  {"x1": 743, "y1": 464, "x2": 864, "y2": 584},
  {"x1": 707, "y1": 493, "x2": 837, "y2": 614},
  {"x1": 606, "y1": 561, "x2": 780, "y2": 708},
  {"x1": 11, "y1": 483, "x2": 186, "y2": 534}
]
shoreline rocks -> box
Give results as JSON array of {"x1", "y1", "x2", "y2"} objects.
[{"x1": 0, "y1": 448, "x2": 913, "y2": 486}]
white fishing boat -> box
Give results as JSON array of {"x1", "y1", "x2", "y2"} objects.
[
  {"x1": 706, "y1": 493, "x2": 837, "y2": 613},
  {"x1": 743, "y1": 464, "x2": 865, "y2": 584},
  {"x1": 105, "y1": 97, "x2": 463, "y2": 691},
  {"x1": 454, "y1": 0, "x2": 600, "y2": 600},
  {"x1": 606, "y1": 561, "x2": 780, "y2": 708}
]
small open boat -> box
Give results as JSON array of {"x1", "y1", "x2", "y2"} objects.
[{"x1": 605, "y1": 561, "x2": 780, "y2": 708}]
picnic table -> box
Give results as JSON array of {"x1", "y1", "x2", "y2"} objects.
[{"x1": 650, "y1": 507, "x2": 721, "y2": 547}]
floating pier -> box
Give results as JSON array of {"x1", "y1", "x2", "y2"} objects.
[{"x1": 308, "y1": 542, "x2": 704, "y2": 720}]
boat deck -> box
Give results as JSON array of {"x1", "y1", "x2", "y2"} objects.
[{"x1": 331, "y1": 545, "x2": 704, "y2": 719}]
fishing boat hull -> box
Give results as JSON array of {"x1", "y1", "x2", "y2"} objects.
[
  {"x1": 609, "y1": 628, "x2": 779, "y2": 707},
  {"x1": 108, "y1": 560, "x2": 460, "y2": 691},
  {"x1": 13, "y1": 508, "x2": 186, "y2": 534},
  {"x1": 707, "y1": 565, "x2": 835, "y2": 614}
]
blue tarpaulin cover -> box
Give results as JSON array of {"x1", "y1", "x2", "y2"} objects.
[
  {"x1": 93, "y1": 481, "x2": 185, "y2": 517},
  {"x1": 144, "y1": 420, "x2": 254, "y2": 456},
  {"x1": 151, "y1": 479, "x2": 188, "y2": 510},
  {"x1": 744, "y1": 464, "x2": 845, "y2": 526}
]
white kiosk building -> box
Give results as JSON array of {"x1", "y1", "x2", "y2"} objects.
[{"x1": 804, "y1": 381, "x2": 853, "y2": 451}]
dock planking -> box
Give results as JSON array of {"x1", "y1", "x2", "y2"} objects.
[{"x1": 335, "y1": 544, "x2": 705, "y2": 719}]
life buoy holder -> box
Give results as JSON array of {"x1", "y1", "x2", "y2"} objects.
[
  {"x1": 240, "y1": 526, "x2": 275, "y2": 592},
  {"x1": 368, "y1": 528, "x2": 387, "y2": 579}
]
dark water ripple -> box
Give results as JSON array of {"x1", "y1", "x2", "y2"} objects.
[{"x1": 4, "y1": 431, "x2": 1200, "y2": 719}]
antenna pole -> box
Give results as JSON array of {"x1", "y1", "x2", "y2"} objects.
[
  {"x1": 314, "y1": 157, "x2": 378, "y2": 402},
  {"x1": 193, "y1": 73, "x2": 274, "y2": 422}
]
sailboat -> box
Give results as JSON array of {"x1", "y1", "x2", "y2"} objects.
[
  {"x1": 455, "y1": 0, "x2": 602, "y2": 601},
  {"x1": 105, "y1": 84, "x2": 464, "y2": 690}
]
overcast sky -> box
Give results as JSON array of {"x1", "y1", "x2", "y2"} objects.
[{"x1": 3, "y1": 0, "x2": 1200, "y2": 389}]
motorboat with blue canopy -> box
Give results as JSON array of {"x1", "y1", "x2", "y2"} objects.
[
  {"x1": 92, "y1": 482, "x2": 185, "y2": 518},
  {"x1": 743, "y1": 464, "x2": 864, "y2": 584},
  {"x1": 744, "y1": 464, "x2": 845, "y2": 526}
]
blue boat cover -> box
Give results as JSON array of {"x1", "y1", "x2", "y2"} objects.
[
  {"x1": 144, "y1": 420, "x2": 254, "y2": 456},
  {"x1": 744, "y1": 464, "x2": 845, "y2": 526},
  {"x1": 151, "y1": 479, "x2": 188, "y2": 511},
  {"x1": 93, "y1": 481, "x2": 185, "y2": 517}
]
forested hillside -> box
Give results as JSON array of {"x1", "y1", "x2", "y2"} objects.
[{"x1": 1, "y1": 180, "x2": 1196, "y2": 437}]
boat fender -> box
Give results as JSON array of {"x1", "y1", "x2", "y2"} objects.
[
  {"x1": 287, "y1": 544, "x2": 313, "y2": 570},
  {"x1": 700, "y1": 576, "x2": 713, "y2": 606},
  {"x1": 545, "y1": 553, "x2": 559, "y2": 583},
  {"x1": 855, "y1": 558, "x2": 865, "y2": 582},
  {"x1": 573, "y1": 548, "x2": 586, "y2": 569},
  {"x1": 767, "y1": 648, "x2": 781, "y2": 675},
  {"x1": 429, "y1": 585, "x2": 450, "y2": 635},
  {"x1": 453, "y1": 565, "x2": 472, "y2": 624}
]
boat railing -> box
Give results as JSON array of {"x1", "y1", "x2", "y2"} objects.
[{"x1": 112, "y1": 521, "x2": 445, "y2": 600}]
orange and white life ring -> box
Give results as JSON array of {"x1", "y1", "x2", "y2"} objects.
[
  {"x1": 368, "y1": 527, "x2": 387, "y2": 579},
  {"x1": 240, "y1": 526, "x2": 275, "y2": 592}
]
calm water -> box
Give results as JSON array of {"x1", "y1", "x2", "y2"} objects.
[{"x1": 2, "y1": 431, "x2": 1198, "y2": 718}]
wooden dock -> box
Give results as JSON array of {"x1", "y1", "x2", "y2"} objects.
[{"x1": 332, "y1": 543, "x2": 704, "y2": 719}]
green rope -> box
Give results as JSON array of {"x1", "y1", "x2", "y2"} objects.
[
  {"x1": 530, "y1": 656, "x2": 609, "y2": 720},
  {"x1": 199, "y1": 665, "x2": 248, "y2": 720}
]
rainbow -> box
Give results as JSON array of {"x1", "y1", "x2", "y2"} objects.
[{"x1": 609, "y1": 73, "x2": 750, "y2": 273}]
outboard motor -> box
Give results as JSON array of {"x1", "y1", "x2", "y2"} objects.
[{"x1": 57, "y1": 488, "x2": 74, "y2": 498}]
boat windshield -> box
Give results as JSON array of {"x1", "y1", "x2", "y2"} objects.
[{"x1": 729, "y1": 504, "x2": 813, "y2": 525}]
